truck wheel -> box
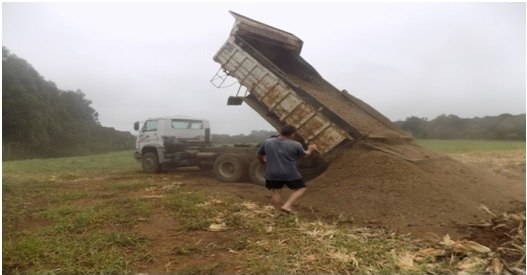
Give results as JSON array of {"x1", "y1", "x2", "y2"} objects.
[
  {"x1": 213, "y1": 153, "x2": 248, "y2": 182},
  {"x1": 249, "y1": 159, "x2": 265, "y2": 186},
  {"x1": 142, "y1": 152, "x2": 161, "y2": 173}
]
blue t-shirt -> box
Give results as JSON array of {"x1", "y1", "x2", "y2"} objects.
[{"x1": 257, "y1": 137, "x2": 306, "y2": 181}]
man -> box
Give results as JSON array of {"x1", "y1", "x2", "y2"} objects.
[{"x1": 257, "y1": 125, "x2": 318, "y2": 214}]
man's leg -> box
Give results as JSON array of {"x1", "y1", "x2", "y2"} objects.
[
  {"x1": 271, "y1": 188, "x2": 282, "y2": 211},
  {"x1": 281, "y1": 187, "x2": 306, "y2": 212}
]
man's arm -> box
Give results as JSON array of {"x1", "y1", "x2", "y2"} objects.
[
  {"x1": 257, "y1": 154, "x2": 266, "y2": 165},
  {"x1": 257, "y1": 142, "x2": 266, "y2": 165},
  {"x1": 304, "y1": 143, "x2": 318, "y2": 156}
]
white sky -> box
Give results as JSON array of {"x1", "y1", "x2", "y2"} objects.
[{"x1": 2, "y1": 2, "x2": 525, "y2": 135}]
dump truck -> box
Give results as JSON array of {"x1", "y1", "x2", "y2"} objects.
[
  {"x1": 211, "y1": 11, "x2": 412, "y2": 163},
  {"x1": 135, "y1": 11, "x2": 415, "y2": 185}
]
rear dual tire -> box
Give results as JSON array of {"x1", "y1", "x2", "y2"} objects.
[
  {"x1": 213, "y1": 153, "x2": 249, "y2": 182},
  {"x1": 249, "y1": 160, "x2": 265, "y2": 186}
]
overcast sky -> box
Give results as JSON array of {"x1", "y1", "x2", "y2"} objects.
[{"x1": 3, "y1": 2, "x2": 525, "y2": 135}]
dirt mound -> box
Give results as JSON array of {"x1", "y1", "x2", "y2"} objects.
[{"x1": 302, "y1": 142, "x2": 525, "y2": 237}]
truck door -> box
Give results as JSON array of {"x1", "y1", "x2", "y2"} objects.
[{"x1": 137, "y1": 119, "x2": 161, "y2": 149}]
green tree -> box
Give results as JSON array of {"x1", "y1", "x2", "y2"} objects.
[
  {"x1": 2, "y1": 46, "x2": 134, "y2": 159},
  {"x1": 395, "y1": 113, "x2": 525, "y2": 141},
  {"x1": 397, "y1": 116, "x2": 427, "y2": 139}
]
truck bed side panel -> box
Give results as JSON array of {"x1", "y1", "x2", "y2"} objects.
[{"x1": 215, "y1": 39, "x2": 350, "y2": 156}]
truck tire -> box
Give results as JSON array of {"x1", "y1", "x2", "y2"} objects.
[
  {"x1": 213, "y1": 153, "x2": 248, "y2": 182},
  {"x1": 249, "y1": 159, "x2": 265, "y2": 186},
  {"x1": 142, "y1": 152, "x2": 161, "y2": 173}
]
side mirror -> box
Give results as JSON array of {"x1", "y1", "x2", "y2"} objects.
[{"x1": 134, "y1": 121, "x2": 140, "y2": 131}]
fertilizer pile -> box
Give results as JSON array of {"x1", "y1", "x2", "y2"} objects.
[{"x1": 302, "y1": 141, "x2": 525, "y2": 237}]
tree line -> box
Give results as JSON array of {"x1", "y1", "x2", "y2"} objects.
[
  {"x1": 211, "y1": 130, "x2": 277, "y2": 145},
  {"x1": 2, "y1": 47, "x2": 135, "y2": 160},
  {"x1": 395, "y1": 114, "x2": 525, "y2": 140},
  {"x1": 213, "y1": 113, "x2": 526, "y2": 145}
]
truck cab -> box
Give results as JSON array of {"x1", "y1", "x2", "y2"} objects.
[{"x1": 134, "y1": 116, "x2": 212, "y2": 173}]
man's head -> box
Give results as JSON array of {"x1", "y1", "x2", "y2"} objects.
[{"x1": 279, "y1": 125, "x2": 297, "y2": 138}]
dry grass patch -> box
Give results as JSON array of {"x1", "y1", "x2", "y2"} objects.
[{"x1": 211, "y1": 201, "x2": 526, "y2": 275}]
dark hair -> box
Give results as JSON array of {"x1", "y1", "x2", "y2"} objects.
[{"x1": 280, "y1": 125, "x2": 297, "y2": 137}]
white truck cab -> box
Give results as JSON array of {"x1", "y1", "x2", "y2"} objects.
[
  {"x1": 133, "y1": 116, "x2": 212, "y2": 173},
  {"x1": 135, "y1": 116, "x2": 210, "y2": 147}
]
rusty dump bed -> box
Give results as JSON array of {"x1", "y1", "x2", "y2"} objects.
[{"x1": 213, "y1": 11, "x2": 411, "y2": 160}]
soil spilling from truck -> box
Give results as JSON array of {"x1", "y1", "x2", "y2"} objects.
[
  {"x1": 214, "y1": 12, "x2": 525, "y2": 237},
  {"x1": 270, "y1": 43, "x2": 525, "y2": 236},
  {"x1": 281, "y1": 51, "x2": 525, "y2": 235},
  {"x1": 272, "y1": 46, "x2": 525, "y2": 235},
  {"x1": 301, "y1": 142, "x2": 524, "y2": 236}
]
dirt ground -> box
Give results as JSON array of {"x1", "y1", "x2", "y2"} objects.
[{"x1": 111, "y1": 147, "x2": 524, "y2": 273}]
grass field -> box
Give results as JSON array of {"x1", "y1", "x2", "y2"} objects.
[
  {"x1": 415, "y1": 139, "x2": 525, "y2": 153},
  {"x1": 3, "y1": 140, "x2": 525, "y2": 274}
]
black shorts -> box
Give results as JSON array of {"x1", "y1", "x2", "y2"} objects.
[{"x1": 266, "y1": 178, "x2": 306, "y2": 190}]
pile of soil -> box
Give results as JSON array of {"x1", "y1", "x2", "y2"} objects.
[
  {"x1": 301, "y1": 141, "x2": 525, "y2": 237},
  {"x1": 239, "y1": 28, "x2": 524, "y2": 238}
]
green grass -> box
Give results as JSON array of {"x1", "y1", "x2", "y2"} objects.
[
  {"x1": 2, "y1": 150, "x2": 137, "y2": 175},
  {"x1": 4, "y1": 231, "x2": 151, "y2": 274},
  {"x1": 3, "y1": 145, "x2": 523, "y2": 274},
  {"x1": 165, "y1": 190, "x2": 217, "y2": 231},
  {"x1": 2, "y1": 150, "x2": 154, "y2": 274},
  {"x1": 415, "y1": 139, "x2": 525, "y2": 154}
]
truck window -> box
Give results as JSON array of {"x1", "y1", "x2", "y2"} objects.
[
  {"x1": 171, "y1": 119, "x2": 203, "y2": 130},
  {"x1": 190, "y1": 122, "x2": 203, "y2": 129},
  {"x1": 143, "y1": 120, "x2": 158, "y2": 132}
]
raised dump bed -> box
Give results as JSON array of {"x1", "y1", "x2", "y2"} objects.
[{"x1": 212, "y1": 11, "x2": 411, "y2": 160}]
